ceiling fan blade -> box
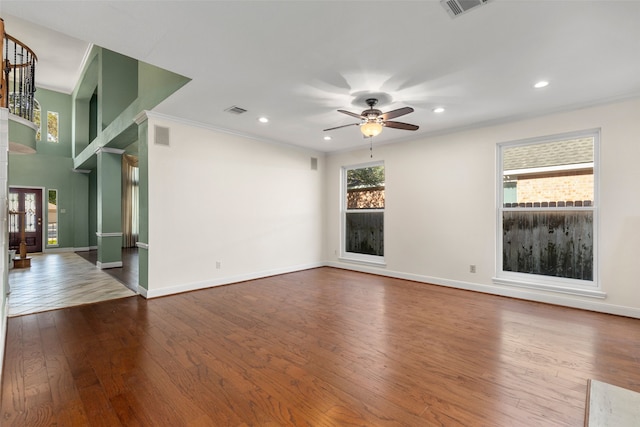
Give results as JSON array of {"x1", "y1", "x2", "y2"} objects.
[
  {"x1": 338, "y1": 109, "x2": 364, "y2": 119},
  {"x1": 323, "y1": 123, "x2": 360, "y2": 132},
  {"x1": 381, "y1": 106, "x2": 414, "y2": 121},
  {"x1": 384, "y1": 121, "x2": 419, "y2": 131}
]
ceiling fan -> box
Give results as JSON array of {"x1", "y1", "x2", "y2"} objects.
[{"x1": 324, "y1": 98, "x2": 419, "y2": 138}]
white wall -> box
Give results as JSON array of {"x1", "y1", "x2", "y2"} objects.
[
  {"x1": 325, "y1": 97, "x2": 640, "y2": 317},
  {"x1": 145, "y1": 115, "x2": 325, "y2": 297}
]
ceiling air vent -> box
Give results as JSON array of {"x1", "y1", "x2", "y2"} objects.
[
  {"x1": 441, "y1": 0, "x2": 491, "y2": 18},
  {"x1": 225, "y1": 106, "x2": 247, "y2": 115}
]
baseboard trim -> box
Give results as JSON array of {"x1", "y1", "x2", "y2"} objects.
[
  {"x1": 144, "y1": 262, "x2": 324, "y2": 299},
  {"x1": 96, "y1": 261, "x2": 123, "y2": 269},
  {"x1": 74, "y1": 247, "x2": 91, "y2": 252},
  {"x1": 325, "y1": 261, "x2": 640, "y2": 319}
]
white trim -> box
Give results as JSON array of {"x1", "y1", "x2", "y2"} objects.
[
  {"x1": 492, "y1": 276, "x2": 605, "y2": 298},
  {"x1": 326, "y1": 262, "x2": 640, "y2": 319},
  {"x1": 74, "y1": 247, "x2": 91, "y2": 252},
  {"x1": 7, "y1": 113, "x2": 38, "y2": 131},
  {"x1": 144, "y1": 262, "x2": 323, "y2": 299},
  {"x1": 96, "y1": 232, "x2": 123, "y2": 237},
  {"x1": 97, "y1": 261, "x2": 123, "y2": 269},
  {"x1": 338, "y1": 255, "x2": 386, "y2": 267},
  {"x1": 496, "y1": 128, "x2": 601, "y2": 294},
  {"x1": 340, "y1": 161, "x2": 386, "y2": 264},
  {"x1": 89, "y1": 245, "x2": 98, "y2": 250},
  {"x1": 133, "y1": 111, "x2": 149, "y2": 125},
  {"x1": 138, "y1": 286, "x2": 149, "y2": 298},
  {"x1": 94, "y1": 147, "x2": 125, "y2": 155},
  {"x1": 72, "y1": 169, "x2": 91, "y2": 174},
  {"x1": 136, "y1": 242, "x2": 149, "y2": 249}
]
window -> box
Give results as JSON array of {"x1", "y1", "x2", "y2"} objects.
[
  {"x1": 48, "y1": 189, "x2": 58, "y2": 246},
  {"x1": 33, "y1": 99, "x2": 42, "y2": 140},
  {"x1": 341, "y1": 162, "x2": 385, "y2": 264},
  {"x1": 495, "y1": 129, "x2": 601, "y2": 296},
  {"x1": 47, "y1": 111, "x2": 59, "y2": 142}
]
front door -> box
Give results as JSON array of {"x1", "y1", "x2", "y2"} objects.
[{"x1": 9, "y1": 188, "x2": 43, "y2": 253}]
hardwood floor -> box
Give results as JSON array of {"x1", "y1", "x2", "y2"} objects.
[{"x1": 2, "y1": 267, "x2": 640, "y2": 426}]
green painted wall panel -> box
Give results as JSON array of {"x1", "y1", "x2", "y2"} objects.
[
  {"x1": 96, "y1": 151, "x2": 121, "y2": 233},
  {"x1": 72, "y1": 172, "x2": 90, "y2": 248},
  {"x1": 8, "y1": 155, "x2": 81, "y2": 249},
  {"x1": 34, "y1": 88, "x2": 72, "y2": 157},
  {"x1": 8, "y1": 119, "x2": 37, "y2": 152},
  {"x1": 101, "y1": 49, "x2": 138, "y2": 129},
  {"x1": 97, "y1": 235, "x2": 122, "y2": 265},
  {"x1": 89, "y1": 170, "x2": 98, "y2": 247}
]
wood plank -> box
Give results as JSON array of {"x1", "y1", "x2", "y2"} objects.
[{"x1": 3, "y1": 267, "x2": 640, "y2": 425}]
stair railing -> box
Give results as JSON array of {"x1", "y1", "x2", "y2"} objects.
[{"x1": 1, "y1": 18, "x2": 38, "y2": 122}]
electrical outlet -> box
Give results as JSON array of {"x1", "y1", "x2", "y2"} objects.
[
  {"x1": 469, "y1": 264, "x2": 476, "y2": 273},
  {"x1": 216, "y1": 261, "x2": 221, "y2": 269}
]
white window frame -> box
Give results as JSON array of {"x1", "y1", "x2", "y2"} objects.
[
  {"x1": 493, "y1": 129, "x2": 604, "y2": 298},
  {"x1": 47, "y1": 189, "x2": 59, "y2": 247},
  {"x1": 340, "y1": 161, "x2": 386, "y2": 266}
]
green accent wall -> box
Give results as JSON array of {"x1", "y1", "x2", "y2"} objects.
[
  {"x1": 8, "y1": 88, "x2": 88, "y2": 250},
  {"x1": 96, "y1": 150, "x2": 122, "y2": 265},
  {"x1": 89, "y1": 170, "x2": 98, "y2": 247},
  {"x1": 101, "y1": 49, "x2": 138, "y2": 129},
  {"x1": 34, "y1": 88, "x2": 72, "y2": 157},
  {"x1": 8, "y1": 43, "x2": 188, "y2": 290},
  {"x1": 7, "y1": 119, "x2": 37, "y2": 153},
  {"x1": 8, "y1": 155, "x2": 88, "y2": 249}
]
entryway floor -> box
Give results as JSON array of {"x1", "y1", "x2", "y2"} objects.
[{"x1": 7, "y1": 252, "x2": 136, "y2": 317}]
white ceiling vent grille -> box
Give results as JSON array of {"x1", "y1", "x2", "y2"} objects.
[
  {"x1": 154, "y1": 125, "x2": 170, "y2": 146},
  {"x1": 441, "y1": 0, "x2": 491, "y2": 18},
  {"x1": 225, "y1": 106, "x2": 247, "y2": 115}
]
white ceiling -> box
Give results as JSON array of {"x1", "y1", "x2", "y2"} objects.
[{"x1": 2, "y1": 1, "x2": 640, "y2": 153}]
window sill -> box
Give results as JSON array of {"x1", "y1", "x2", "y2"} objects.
[
  {"x1": 492, "y1": 276, "x2": 606, "y2": 299},
  {"x1": 338, "y1": 256, "x2": 386, "y2": 268}
]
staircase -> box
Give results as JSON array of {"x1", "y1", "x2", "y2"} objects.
[{"x1": 1, "y1": 17, "x2": 38, "y2": 120}]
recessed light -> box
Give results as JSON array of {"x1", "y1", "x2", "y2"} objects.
[
  {"x1": 433, "y1": 107, "x2": 445, "y2": 113},
  {"x1": 534, "y1": 81, "x2": 549, "y2": 89},
  {"x1": 258, "y1": 117, "x2": 269, "y2": 123},
  {"x1": 324, "y1": 136, "x2": 332, "y2": 141}
]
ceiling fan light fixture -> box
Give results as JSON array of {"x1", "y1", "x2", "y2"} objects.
[{"x1": 361, "y1": 121, "x2": 383, "y2": 138}]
